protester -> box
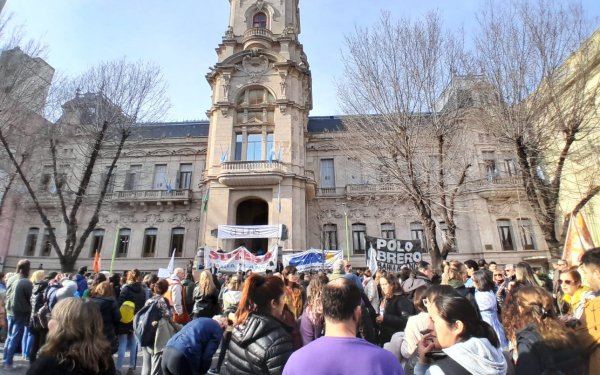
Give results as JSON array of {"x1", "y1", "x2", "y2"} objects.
[
  {"x1": 224, "y1": 274, "x2": 293, "y2": 374},
  {"x1": 0, "y1": 272, "x2": 7, "y2": 343},
  {"x1": 222, "y1": 274, "x2": 242, "y2": 313},
  {"x1": 377, "y1": 273, "x2": 415, "y2": 345},
  {"x1": 300, "y1": 274, "x2": 327, "y2": 346},
  {"x1": 472, "y1": 270, "x2": 508, "y2": 349},
  {"x1": 3, "y1": 259, "x2": 33, "y2": 370},
  {"x1": 192, "y1": 269, "x2": 220, "y2": 319},
  {"x1": 492, "y1": 267, "x2": 504, "y2": 287},
  {"x1": 181, "y1": 269, "x2": 196, "y2": 315},
  {"x1": 362, "y1": 269, "x2": 379, "y2": 311},
  {"x1": 26, "y1": 270, "x2": 47, "y2": 362},
  {"x1": 165, "y1": 268, "x2": 190, "y2": 324},
  {"x1": 509, "y1": 262, "x2": 537, "y2": 291},
  {"x1": 140, "y1": 279, "x2": 178, "y2": 375},
  {"x1": 74, "y1": 266, "x2": 88, "y2": 297},
  {"x1": 116, "y1": 269, "x2": 147, "y2": 375},
  {"x1": 401, "y1": 261, "x2": 433, "y2": 296},
  {"x1": 26, "y1": 298, "x2": 116, "y2": 375},
  {"x1": 463, "y1": 259, "x2": 479, "y2": 288},
  {"x1": 576, "y1": 247, "x2": 600, "y2": 374},
  {"x1": 443, "y1": 261, "x2": 478, "y2": 313},
  {"x1": 161, "y1": 316, "x2": 224, "y2": 375},
  {"x1": 281, "y1": 266, "x2": 305, "y2": 320},
  {"x1": 142, "y1": 274, "x2": 158, "y2": 301},
  {"x1": 22, "y1": 270, "x2": 44, "y2": 361},
  {"x1": 44, "y1": 272, "x2": 63, "y2": 311},
  {"x1": 558, "y1": 269, "x2": 593, "y2": 319},
  {"x1": 82, "y1": 273, "x2": 107, "y2": 299},
  {"x1": 399, "y1": 286, "x2": 430, "y2": 360},
  {"x1": 342, "y1": 260, "x2": 363, "y2": 290},
  {"x1": 496, "y1": 264, "x2": 514, "y2": 309},
  {"x1": 110, "y1": 273, "x2": 122, "y2": 299},
  {"x1": 416, "y1": 291, "x2": 507, "y2": 375},
  {"x1": 90, "y1": 281, "x2": 120, "y2": 354},
  {"x1": 503, "y1": 285, "x2": 583, "y2": 374},
  {"x1": 283, "y1": 277, "x2": 403, "y2": 375}
]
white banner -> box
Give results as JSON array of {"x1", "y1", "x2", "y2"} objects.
[
  {"x1": 282, "y1": 249, "x2": 343, "y2": 272},
  {"x1": 208, "y1": 245, "x2": 278, "y2": 272},
  {"x1": 217, "y1": 224, "x2": 282, "y2": 239}
]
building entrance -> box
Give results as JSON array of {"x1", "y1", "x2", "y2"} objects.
[{"x1": 235, "y1": 199, "x2": 268, "y2": 254}]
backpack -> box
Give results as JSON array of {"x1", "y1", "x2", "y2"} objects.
[
  {"x1": 358, "y1": 292, "x2": 379, "y2": 344},
  {"x1": 120, "y1": 300, "x2": 136, "y2": 324},
  {"x1": 133, "y1": 300, "x2": 162, "y2": 347}
]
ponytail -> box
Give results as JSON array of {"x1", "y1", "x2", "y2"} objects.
[{"x1": 235, "y1": 274, "x2": 285, "y2": 325}]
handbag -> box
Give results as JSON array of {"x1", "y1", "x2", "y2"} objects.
[{"x1": 31, "y1": 303, "x2": 50, "y2": 331}]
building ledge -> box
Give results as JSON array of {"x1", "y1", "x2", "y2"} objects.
[{"x1": 104, "y1": 189, "x2": 192, "y2": 204}]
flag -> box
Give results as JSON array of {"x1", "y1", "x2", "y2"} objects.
[
  {"x1": 166, "y1": 249, "x2": 176, "y2": 274},
  {"x1": 202, "y1": 187, "x2": 210, "y2": 212},
  {"x1": 563, "y1": 212, "x2": 595, "y2": 266},
  {"x1": 93, "y1": 250, "x2": 101, "y2": 273},
  {"x1": 367, "y1": 246, "x2": 378, "y2": 275},
  {"x1": 220, "y1": 149, "x2": 228, "y2": 164}
]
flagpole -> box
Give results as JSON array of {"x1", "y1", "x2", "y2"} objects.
[
  {"x1": 344, "y1": 208, "x2": 351, "y2": 261},
  {"x1": 109, "y1": 226, "x2": 119, "y2": 274}
]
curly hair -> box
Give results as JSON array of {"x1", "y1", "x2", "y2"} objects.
[
  {"x1": 305, "y1": 274, "x2": 327, "y2": 324},
  {"x1": 40, "y1": 298, "x2": 113, "y2": 373},
  {"x1": 502, "y1": 285, "x2": 578, "y2": 349}
]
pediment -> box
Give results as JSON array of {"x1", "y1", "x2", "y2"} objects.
[
  {"x1": 124, "y1": 150, "x2": 147, "y2": 157},
  {"x1": 149, "y1": 149, "x2": 171, "y2": 156},
  {"x1": 173, "y1": 148, "x2": 198, "y2": 156}
]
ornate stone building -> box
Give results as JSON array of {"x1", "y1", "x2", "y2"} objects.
[{"x1": 3, "y1": 0, "x2": 553, "y2": 272}]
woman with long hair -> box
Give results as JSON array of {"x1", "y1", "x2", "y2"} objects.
[
  {"x1": 502, "y1": 285, "x2": 584, "y2": 374},
  {"x1": 82, "y1": 273, "x2": 107, "y2": 299},
  {"x1": 377, "y1": 273, "x2": 415, "y2": 345},
  {"x1": 282, "y1": 266, "x2": 304, "y2": 320},
  {"x1": 192, "y1": 270, "x2": 220, "y2": 319},
  {"x1": 508, "y1": 262, "x2": 536, "y2": 291},
  {"x1": 116, "y1": 269, "x2": 147, "y2": 375},
  {"x1": 222, "y1": 274, "x2": 242, "y2": 314},
  {"x1": 26, "y1": 298, "x2": 116, "y2": 375},
  {"x1": 300, "y1": 274, "x2": 328, "y2": 345},
  {"x1": 89, "y1": 281, "x2": 120, "y2": 354},
  {"x1": 416, "y1": 291, "x2": 507, "y2": 375},
  {"x1": 363, "y1": 269, "x2": 379, "y2": 312},
  {"x1": 472, "y1": 270, "x2": 508, "y2": 349},
  {"x1": 224, "y1": 274, "x2": 293, "y2": 374},
  {"x1": 26, "y1": 270, "x2": 46, "y2": 362},
  {"x1": 558, "y1": 269, "x2": 593, "y2": 319}
]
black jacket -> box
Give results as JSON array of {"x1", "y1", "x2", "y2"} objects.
[
  {"x1": 29, "y1": 281, "x2": 49, "y2": 327},
  {"x1": 90, "y1": 296, "x2": 120, "y2": 353},
  {"x1": 26, "y1": 354, "x2": 116, "y2": 375},
  {"x1": 515, "y1": 325, "x2": 584, "y2": 375},
  {"x1": 117, "y1": 282, "x2": 147, "y2": 334},
  {"x1": 379, "y1": 293, "x2": 415, "y2": 344},
  {"x1": 192, "y1": 288, "x2": 221, "y2": 319},
  {"x1": 224, "y1": 313, "x2": 293, "y2": 375}
]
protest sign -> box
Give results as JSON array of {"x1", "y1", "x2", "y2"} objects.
[
  {"x1": 282, "y1": 249, "x2": 343, "y2": 272},
  {"x1": 365, "y1": 236, "x2": 423, "y2": 272},
  {"x1": 207, "y1": 245, "x2": 278, "y2": 272}
]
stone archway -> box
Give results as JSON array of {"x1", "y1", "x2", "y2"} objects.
[{"x1": 235, "y1": 198, "x2": 268, "y2": 254}]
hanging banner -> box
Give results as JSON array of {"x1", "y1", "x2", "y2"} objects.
[
  {"x1": 563, "y1": 212, "x2": 595, "y2": 266},
  {"x1": 218, "y1": 224, "x2": 282, "y2": 239},
  {"x1": 208, "y1": 245, "x2": 278, "y2": 272},
  {"x1": 282, "y1": 249, "x2": 343, "y2": 272},
  {"x1": 365, "y1": 236, "x2": 422, "y2": 272}
]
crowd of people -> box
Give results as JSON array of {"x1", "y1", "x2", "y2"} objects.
[{"x1": 0, "y1": 250, "x2": 599, "y2": 374}]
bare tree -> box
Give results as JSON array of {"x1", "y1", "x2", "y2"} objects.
[
  {"x1": 336, "y1": 12, "x2": 475, "y2": 269},
  {"x1": 0, "y1": 59, "x2": 169, "y2": 271},
  {"x1": 475, "y1": 0, "x2": 599, "y2": 253}
]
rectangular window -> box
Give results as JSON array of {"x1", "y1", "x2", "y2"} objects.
[
  {"x1": 24, "y1": 228, "x2": 39, "y2": 256},
  {"x1": 234, "y1": 133, "x2": 243, "y2": 161},
  {"x1": 170, "y1": 228, "x2": 185, "y2": 257},
  {"x1": 267, "y1": 133, "x2": 274, "y2": 160},
  {"x1": 89, "y1": 229, "x2": 105, "y2": 257},
  {"x1": 410, "y1": 222, "x2": 427, "y2": 253},
  {"x1": 505, "y1": 159, "x2": 517, "y2": 176},
  {"x1": 497, "y1": 220, "x2": 514, "y2": 251},
  {"x1": 123, "y1": 165, "x2": 142, "y2": 191},
  {"x1": 320, "y1": 159, "x2": 335, "y2": 189},
  {"x1": 117, "y1": 229, "x2": 131, "y2": 257},
  {"x1": 178, "y1": 164, "x2": 193, "y2": 190},
  {"x1": 41, "y1": 228, "x2": 52, "y2": 256},
  {"x1": 438, "y1": 222, "x2": 457, "y2": 253},
  {"x1": 323, "y1": 224, "x2": 338, "y2": 250},
  {"x1": 247, "y1": 134, "x2": 262, "y2": 161},
  {"x1": 517, "y1": 219, "x2": 535, "y2": 250},
  {"x1": 482, "y1": 151, "x2": 497, "y2": 180},
  {"x1": 103, "y1": 167, "x2": 116, "y2": 193},
  {"x1": 352, "y1": 223, "x2": 366, "y2": 254},
  {"x1": 142, "y1": 228, "x2": 158, "y2": 257},
  {"x1": 381, "y1": 223, "x2": 396, "y2": 239},
  {"x1": 40, "y1": 173, "x2": 52, "y2": 192},
  {"x1": 152, "y1": 164, "x2": 167, "y2": 190}
]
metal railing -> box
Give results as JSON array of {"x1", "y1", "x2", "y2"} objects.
[
  {"x1": 104, "y1": 189, "x2": 191, "y2": 202},
  {"x1": 221, "y1": 160, "x2": 285, "y2": 172},
  {"x1": 243, "y1": 28, "x2": 274, "y2": 39}
]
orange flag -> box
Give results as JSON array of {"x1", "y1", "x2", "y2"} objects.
[
  {"x1": 93, "y1": 250, "x2": 101, "y2": 273},
  {"x1": 562, "y1": 212, "x2": 595, "y2": 266}
]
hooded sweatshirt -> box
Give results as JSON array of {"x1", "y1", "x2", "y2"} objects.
[{"x1": 415, "y1": 337, "x2": 507, "y2": 375}]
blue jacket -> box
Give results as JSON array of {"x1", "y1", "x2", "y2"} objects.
[
  {"x1": 165, "y1": 318, "x2": 223, "y2": 375},
  {"x1": 74, "y1": 274, "x2": 88, "y2": 297}
]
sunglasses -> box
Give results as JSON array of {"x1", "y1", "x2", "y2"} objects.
[{"x1": 558, "y1": 279, "x2": 574, "y2": 285}]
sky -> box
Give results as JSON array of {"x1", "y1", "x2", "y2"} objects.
[{"x1": 3, "y1": 0, "x2": 600, "y2": 121}]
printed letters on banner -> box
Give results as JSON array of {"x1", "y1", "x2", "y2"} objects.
[
  {"x1": 208, "y1": 245, "x2": 278, "y2": 272},
  {"x1": 365, "y1": 236, "x2": 422, "y2": 272},
  {"x1": 217, "y1": 224, "x2": 282, "y2": 239}
]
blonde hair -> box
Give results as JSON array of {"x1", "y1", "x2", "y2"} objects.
[
  {"x1": 198, "y1": 270, "x2": 217, "y2": 297},
  {"x1": 228, "y1": 275, "x2": 241, "y2": 291},
  {"x1": 40, "y1": 298, "x2": 113, "y2": 373},
  {"x1": 30, "y1": 270, "x2": 45, "y2": 284}
]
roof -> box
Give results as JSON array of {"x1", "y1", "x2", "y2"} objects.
[
  {"x1": 307, "y1": 116, "x2": 344, "y2": 133},
  {"x1": 133, "y1": 120, "x2": 209, "y2": 138}
]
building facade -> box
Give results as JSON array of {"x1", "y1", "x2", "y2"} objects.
[{"x1": 3, "y1": 0, "x2": 553, "y2": 272}]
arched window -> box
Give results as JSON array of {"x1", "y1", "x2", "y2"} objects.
[
  {"x1": 143, "y1": 228, "x2": 158, "y2": 257},
  {"x1": 253, "y1": 12, "x2": 267, "y2": 28},
  {"x1": 117, "y1": 228, "x2": 131, "y2": 258},
  {"x1": 352, "y1": 223, "x2": 367, "y2": 254},
  {"x1": 170, "y1": 227, "x2": 185, "y2": 257},
  {"x1": 381, "y1": 223, "x2": 395, "y2": 239}
]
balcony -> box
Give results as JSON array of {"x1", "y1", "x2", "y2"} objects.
[
  {"x1": 468, "y1": 176, "x2": 524, "y2": 198},
  {"x1": 316, "y1": 187, "x2": 346, "y2": 197},
  {"x1": 242, "y1": 28, "x2": 274, "y2": 49},
  {"x1": 104, "y1": 189, "x2": 192, "y2": 204},
  {"x1": 218, "y1": 160, "x2": 286, "y2": 186},
  {"x1": 346, "y1": 183, "x2": 406, "y2": 196}
]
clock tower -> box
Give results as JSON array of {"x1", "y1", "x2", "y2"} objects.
[{"x1": 202, "y1": 0, "x2": 314, "y2": 253}]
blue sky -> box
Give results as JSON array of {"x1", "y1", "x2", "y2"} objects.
[{"x1": 4, "y1": 0, "x2": 600, "y2": 121}]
